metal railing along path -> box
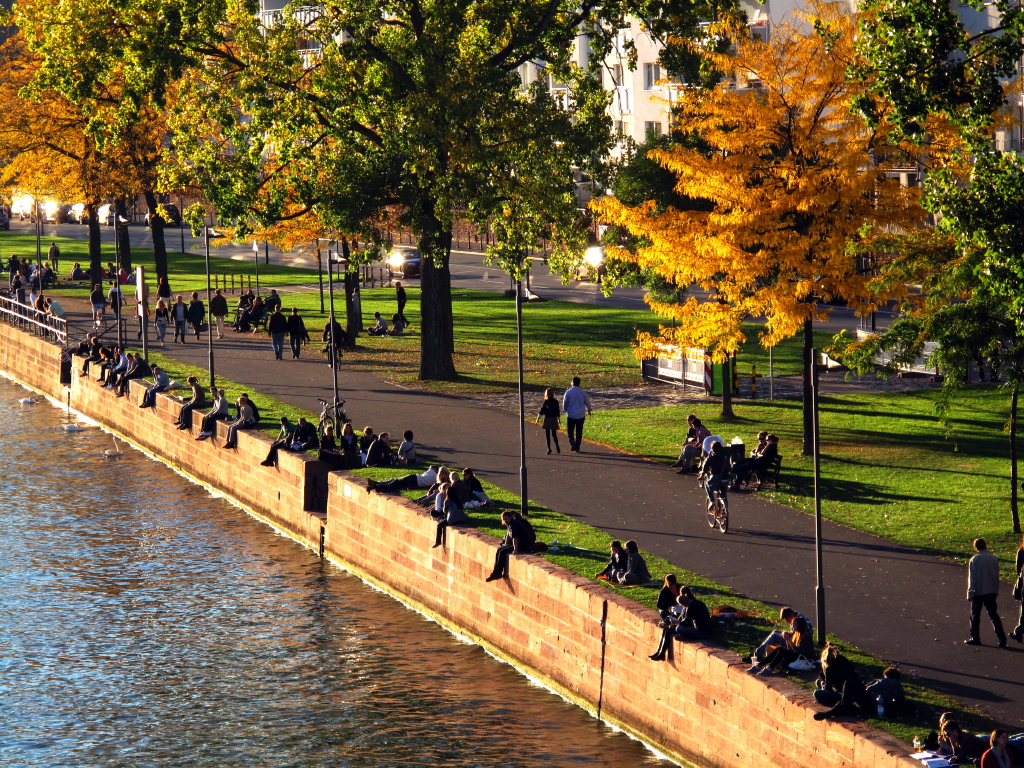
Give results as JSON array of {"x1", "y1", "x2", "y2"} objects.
[{"x1": 0, "y1": 295, "x2": 68, "y2": 345}]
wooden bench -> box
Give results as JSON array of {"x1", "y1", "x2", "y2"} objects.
[{"x1": 750, "y1": 455, "x2": 782, "y2": 490}]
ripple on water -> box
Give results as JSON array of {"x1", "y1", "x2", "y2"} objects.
[{"x1": 0, "y1": 380, "x2": 674, "y2": 768}]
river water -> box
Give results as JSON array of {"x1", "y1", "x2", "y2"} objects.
[{"x1": 0, "y1": 378, "x2": 672, "y2": 768}]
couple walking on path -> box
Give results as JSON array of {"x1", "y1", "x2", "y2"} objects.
[{"x1": 537, "y1": 376, "x2": 593, "y2": 454}]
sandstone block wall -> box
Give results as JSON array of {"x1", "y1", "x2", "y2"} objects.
[{"x1": 0, "y1": 324, "x2": 917, "y2": 768}]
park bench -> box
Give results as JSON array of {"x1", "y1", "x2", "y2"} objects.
[{"x1": 750, "y1": 455, "x2": 782, "y2": 491}]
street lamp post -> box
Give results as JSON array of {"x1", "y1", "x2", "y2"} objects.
[
  {"x1": 811, "y1": 347, "x2": 826, "y2": 647},
  {"x1": 326, "y1": 249, "x2": 342, "y2": 415},
  {"x1": 516, "y1": 252, "x2": 528, "y2": 518},
  {"x1": 114, "y1": 205, "x2": 123, "y2": 349},
  {"x1": 205, "y1": 227, "x2": 215, "y2": 388}
]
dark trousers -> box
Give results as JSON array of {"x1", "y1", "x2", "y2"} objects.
[
  {"x1": 264, "y1": 440, "x2": 287, "y2": 465},
  {"x1": 970, "y1": 593, "x2": 1007, "y2": 643},
  {"x1": 566, "y1": 417, "x2": 584, "y2": 450},
  {"x1": 201, "y1": 412, "x2": 228, "y2": 434},
  {"x1": 290, "y1": 336, "x2": 302, "y2": 358},
  {"x1": 141, "y1": 384, "x2": 166, "y2": 407},
  {"x1": 375, "y1": 474, "x2": 419, "y2": 493},
  {"x1": 434, "y1": 520, "x2": 448, "y2": 548},
  {"x1": 174, "y1": 319, "x2": 188, "y2": 341},
  {"x1": 764, "y1": 646, "x2": 799, "y2": 670},
  {"x1": 818, "y1": 679, "x2": 873, "y2": 719},
  {"x1": 489, "y1": 543, "x2": 515, "y2": 579},
  {"x1": 117, "y1": 372, "x2": 143, "y2": 395},
  {"x1": 178, "y1": 402, "x2": 199, "y2": 427},
  {"x1": 397, "y1": 300, "x2": 408, "y2": 325},
  {"x1": 544, "y1": 429, "x2": 560, "y2": 452}
]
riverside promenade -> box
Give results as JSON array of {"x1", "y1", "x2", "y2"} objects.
[{"x1": 61, "y1": 306, "x2": 1023, "y2": 728}]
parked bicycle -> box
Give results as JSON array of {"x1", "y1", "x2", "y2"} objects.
[{"x1": 317, "y1": 397, "x2": 350, "y2": 438}]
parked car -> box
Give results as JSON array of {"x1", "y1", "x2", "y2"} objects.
[
  {"x1": 145, "y1": 203, "x2": 181, "y2": 227},
  {"x1": 48, "y1": 204, "x2": 74, "y2": 224},
  {"x1": 387, "y1": 248, "x2": 421, "y2": 278}
]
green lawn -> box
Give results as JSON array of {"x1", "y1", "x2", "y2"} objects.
[
  {"x1": 353, "y1": 465, "x2": 1012, "y2": 744},
  {"x1": 590, "y1": 386, "x2": 1024, "y2": 582}
]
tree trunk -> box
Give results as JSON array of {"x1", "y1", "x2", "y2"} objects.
[
  {"x1": 1011, "y1": 381, "x2": 1021, "y2": 534},
  {"x1": 143, "y1": 190, "x2": 168, "y2": 280},
  {"x1": 721, "y1": 355, "x2": 734, "y2": 418},
  {"x1": 417, "y1": 215, "x2": 457, "y2": 381},
  {"x1": 342, "y1": 239, "x2": 360, "y2": 344},
  {"x1": 114, "y1": 197, "x2": 132, "y2": 273},
  {"x1": 802, "y1": 317, "x2": 814, "y2": 456},
  {"x1": 86, "y1": 202, "x2": 102, "y2": 284}
]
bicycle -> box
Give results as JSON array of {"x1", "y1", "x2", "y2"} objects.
[
  {"x1": 317, "y1": 397, "x2": 350, "y2": 438},
  {"x1": 698, "y1": 470, "x2": 730, "y2": 533}
]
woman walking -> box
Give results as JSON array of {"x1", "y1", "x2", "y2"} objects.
[
  {"x1": 537, "y1": 388, "x2": 561, "y2": 455},
  {"x1": 154, "y1": 299, "x2": 169, "y2": 344}
]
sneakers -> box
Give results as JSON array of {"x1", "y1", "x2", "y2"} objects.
[
  {"x1": 196, "y1": 433, "x2": 211, "y2": 441},
  {"x1": 260, "y1": 460, "x2": 274, "y2": 467},
  {"x1": 745, "y1": 663, "x2": 762, "y2": 674},
  {"x1": 757, "y1": 666, "x2": 774, "y2": 676},
  {"x1": 963, "y1": 638, "x2": 981, "y2": 646}
]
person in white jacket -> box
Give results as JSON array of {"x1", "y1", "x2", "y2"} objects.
[{"x1": 965, "y1": 538, "x2": 1008, "y2": 648}]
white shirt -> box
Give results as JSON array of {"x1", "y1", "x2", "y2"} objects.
[
  {"x1": 562, "y1": 385, "x2": 593, "y2": 420},
  {"x1": 416, "y1": 468, "x2": 436, "y2": 488}
]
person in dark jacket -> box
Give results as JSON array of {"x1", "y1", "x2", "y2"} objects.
[
  {"x1": 866, "y1": 667, "x2": 906, "y2": 717},
  {"x1": 431, "y1": 482, "x2": 470, "y2": 548},
  {"x1": 485, "y1": 511, "x2": 536, "y2": 582},
  {"x1": 1012, "y1": 537, "x2": 1024, "y2": 643},
  {"x1": 187, "y1": 292, "x2": 205, "y2": 339},
  {"x1": 537, "y1": 387, "x2": 561, "y2": 454},
  {"x1": 656, "y1": 574, "x2": 682, "y2": 620},
  {"x1": 156, "y1": 276, "x2": 172, "y2": 308},
  {"x1": 614, "y1": 540, "x2": 651, "y2": 585},
  {"x1": 261, "y1": 417, "x2": 298, "y2": 467},
  {"x1": 732, "y1": 434, "x2": 780, "y2": 488},
  {"x1": 322, "y1": 319, "x2": 347, "y2": 367},
  {"x1": 934, "y1": 721, "x2": 988, "y2": 763},
  {"x1": 813, "y1": 645, "x2": 859, "y2": 707},
  {"x1": 395, "y1": 281, "x2": 409, "y2": 326},
  {"x1": 209, "y1": 289, "x2": 229, "y2": 339},
  {"x1": 649, "y1": 586, "x2": 713, "y2": 660},
  {"x1": 365, "y1": 432, "x2": 394, "y2": 467},
  {"x1": 448, "y1": 471, "x2": 474, "y2": 506},
  {"x1": 338, "y1": 421, "x2": 360, "y2": 467},
  {"x1": 115, "y1": 353, "x2": 147, "y2": 397},
  {"x1": 290, "y1": 417, "x2": 319, "y2": 452},
  {"x1": 268, "y1": 305, "x2": 288, "y2": 360},
  {"x1": 596, "y1": 540, "x2": 629, "y2": 580},
  {"x1": 175, "y1": 376, "x2": 206, "y2": 430},
  {"x1": 287, "y1": 307, "x2": 310, "y2": 358},
  {"x1": 90, "y1": 284, "x2": 106, "y2": 326},
  {"x1": 317, "y1": 424, "x2": 345, "y2": 469}
]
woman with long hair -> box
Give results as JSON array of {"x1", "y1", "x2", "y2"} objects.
[{"x1": 537, "y1": 387, "x2": 561, "y2": 455}]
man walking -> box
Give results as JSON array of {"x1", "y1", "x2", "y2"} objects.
[
  {"x1": 395, "y1": 281, "x2": 409, "y2": 326},
  {"x1": 562, "y1": 376, "x2": 593, "y2": 453},
  {"x1": 268, "y1": 305, "x2": 288, "y2": 360},
  {"x1": 210, "y1": 289, "x2": 229, "y2": 339},
  {"x1": 965, "y1": 538, "x2": 1008, "y2": 648}
]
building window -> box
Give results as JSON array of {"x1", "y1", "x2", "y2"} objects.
[
  {"x1": 614, "y1": 120, "x2": 624, "y2": 138},
  {"x1": 643, "y1": 63, "x2": 661, "y2": 90},
  {"x1": 603, "y1": 64, "x2": 624, "y2": 87},
  {"x1": 644, "y1": 121, "x2": 663, "y2": 137}
]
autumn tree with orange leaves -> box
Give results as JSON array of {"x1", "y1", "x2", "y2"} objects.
[{"x1": 593, "y1": 3, "x2": 925, "y2": 451}]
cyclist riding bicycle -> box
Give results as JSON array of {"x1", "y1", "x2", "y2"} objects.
[{"x1": 700, "y1": 440, "x2": 731, "y2": 513}]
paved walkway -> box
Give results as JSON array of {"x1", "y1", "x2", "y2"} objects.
[{"x1": 61, "y1": 304, "x2": 1023, "y2": 729}]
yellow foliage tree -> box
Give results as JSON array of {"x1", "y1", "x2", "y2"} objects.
[{"x1": 592, "y1": 2, "x2": 926, "y2": 449}]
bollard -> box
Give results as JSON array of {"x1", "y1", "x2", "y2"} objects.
[{"x1": 751, "y1": 364, "x2": 757, "y2": 399}]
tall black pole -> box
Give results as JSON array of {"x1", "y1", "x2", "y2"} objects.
[
  {"x1": 254, "y1": 242, "x2": 261, "y2": 296},
  {"x1": 811, "y1": 347, "x2": 826, "y2": 647},
  {"x1": 516, "y1": 257, "x2": 528, "y2": 518},
  {"x1": 327, "y1": 250, "x2": 341, "y2": 414},
  {"x1": 316, "y1": 239, "x2": 325, "y2": 314},
  {"x1": 115, "y1": 206, "x2": 123, "y2": 350},
  {"x1": 178, "y1": 193, "x2": 186, "y2": 254},
  {"x1": 205, "y1": 227, "x2": 215, "y2": 388},
  {"x1": 265, "y1": 240, "x2": 269, "y2": 266}
]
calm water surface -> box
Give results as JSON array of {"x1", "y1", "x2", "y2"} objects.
[{"x1": 0, "y1": 378, "x2": 673, "y2": 768}]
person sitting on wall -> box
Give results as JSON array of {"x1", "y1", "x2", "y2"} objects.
[
  {"x1": 366, "y1": 312, "x2": 388, "y2": 336},
  {"x1": 196, "y1": 387, "x2": 230, "y2": 440},
  {"x1": 731, "y1": 433, "x2": 780, "y2": 489},
  {"x1": 260, "y1": 417, "x2": 298, "y2": 467},
  {"x1": 365, "y1": 432, "x2": 394, "y2": 467},
  {"x1": 656, "y1": 574, "x2": 682, "y2": 621},
  {"x1": 368, "y1": 465, "x2": 438, "y2": 494},
  {"x1": 461, "y1": 468, "x2": 490, "y2": 507},
  {"x1": 742, "y1": 607, "x2": 814, "y2": 666},
  {"x1": 748, "y1": 608, "x2": 814, "y2": 676},
  {"x1": 102, "y1": 347, "x2": 129, "y2": 388},
  {"x1": 415, "y1": 467, "x2": 450, "y2": 506},
  {"x1": 649, "y1": 587, "x2": 714, "y2": 660},
  {"x1": 317, "y1": 423, "x2": 345, "y2": 470},
  {"x1": 812, "y1": 645, "x2": 859, "y2": 708},
  {"x1": 73, "y1": 333, "x2": 97, "y2": 358},
  {"x1": 431, "y1": 482, "x2": 471, "y2": 549},
  {"x1": 613, "y1": 540, "x2": 651, "y2": 585},
  {"x1": 396, "y1": 429, "x2": 417, "y2": 465},
  {"x1": 139, "y1": 364, "x2": 170, "y2": 408},
  {"x1": 115, "y1": 353, "x2": 147, "y2": 397},
  {"x1": 289, "y1": 417, "x2": 319, "y2": 452},
  {"x1": 174, "y1": 376, "x2": 206, "y2": 430},
  {"x1": 222, "y1": 394, "x2": 256, "y2": 449},
  {"x1": 596, "y1": 540, "x2": 629, "y2": 581},
  {"x1": 485, "y1": 511, "x2": 537, "y2": 582}
]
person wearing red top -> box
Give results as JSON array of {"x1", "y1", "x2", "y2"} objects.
[{"x1": 980, "y1": 730, "x2": 1012, "y2": 768}]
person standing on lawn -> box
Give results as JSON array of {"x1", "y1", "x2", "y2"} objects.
[
  {"x1": 965, "y1": 538, "x2": 1008, "y2": 648},
  {"x1": 268, "y1": 305, "x2": 288, "y2": 360},
  {"x1": 210, "y1": 289, "x2": 229, "y2": 339},
  {"x1": 47, "y1": 242, "x2": 60, "y2": 273},
  {"x1": 562, "y1": 376, "x2": 593, "y2": 453},
  {"x1": 395, "y1": 281, "x2": 409, "y2": 327}
]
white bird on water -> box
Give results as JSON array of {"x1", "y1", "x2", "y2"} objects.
[
  {"x1": 63, "y1": 423, "x2": 86, "y2": 432},
  {"x1": 18, "y1": 397, "x2": 38, "y2": 405},
  {"x1": 103, "y1": 436, "x2": 125, "y2": 457}
]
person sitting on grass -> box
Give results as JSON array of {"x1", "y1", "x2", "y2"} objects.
[
  {"x1": 649, "y1": 586, "x2": 713, "y2": 660},
  {"x1": 261, "y1": 417, "x2": 297, "y2": 467},
  {"x1": 749, "y1": 608, "x2": 814, "y2": 676},
  {"x1": 462, "y1": 468, "x2": 490, "y2": 507},
  {"x1": 415, "y1": 467, "x2": 450, "y2": 506},
  {"x1": 70, "y1": 263, "x2": 87, "y2": 281},
  {"x1": 656, "y1": 574, "x2": 681, "y2": 620},
  {"x1": 596, "y1": 540, "x2": 628, "y2": 580},
  {"x1": 368, "y1": 465, "x2": 438, "y2": 494},
  {"x1": 731, "y1": 433, "x2": 780, "y2": 489},
  {"x1": 359, "y1": 427, "x2": 375, "y2": 465},
  {"x1": 431, "y1": 482, "x2": 470, "y2": 549},
  {"x1": 139, "y1": 364, "x2": 169, "y2": 408},
  {"x1": 339, "y1": 422, "x2": 360, "y2": 468},
  {"x1": 936, "y1": 721, "x2": 988, "y2": 763},
  {"x1": 174, "y1": 377, "x2": 206, "y2": 430},
  {"x1": 290, "y1": 417, "x2": 319, "y2": 452},
  {"x1": 448, "y1": 471, "x2": 474, "y2": 506},
  {"x1": 317, "y1": 423, "x2": 345, "y2": 469},
  {"x1": 365, "y1": 432, "x2": 393, "y2": 467},
  {"x1": 222, "y1": 394, "x2": 256, "y2": 449},
  {"x1": 388, "y1": 313, "x2": 405, "y2": 336},
  {"x1": 485, "y1": 511, "x2": 537, "y2": 582},
  {"x1": 613, "y1": 540, "x2": 651, "y2": 585},
  {"x1": 866, "y1": 667, "x2": 906, "y2": 718},
  {"x1": 981, "y1": 730, "x2": 1014, "y2": 768},
  {"x1": 396, "y1": 429, "x2": 416, "y2": 464},
  {"x1": 367, "y1": 312, "x2": 388, "y2": 336}
]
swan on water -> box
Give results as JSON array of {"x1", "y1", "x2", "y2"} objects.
[
  {"x1": 103, "y1": 436, "x2": 125, "y2": 457},
  {"x1": 63, "y1": 423, "x2": 86, "y2": 432},
  {"x1": 18, "y1": 397, "x2": 39, "y2": 405}
]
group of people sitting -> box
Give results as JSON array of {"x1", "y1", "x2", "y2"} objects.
[
  {"x1": 596, "y1": 539, "x2": 652, "y2": 585},
  {"x1": 922, "y1": 713, "x2": 1024, "y2": 766},
  {"x1": 233, "y1": 290, "x2": 269, "y2": 332},
  {"x1": 366, "y1": 311, "x2": 405, "y2": 336}
]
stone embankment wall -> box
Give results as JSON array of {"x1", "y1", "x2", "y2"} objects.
[{"x1": 0, "y1": 323, "x2": 916, "y2": 768}]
